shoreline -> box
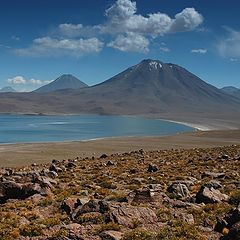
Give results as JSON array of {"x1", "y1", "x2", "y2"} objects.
[{"x1": 0, "y1": 129, "x2": 240, "y2": 167}]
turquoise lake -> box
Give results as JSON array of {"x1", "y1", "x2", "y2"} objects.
[{"x1": 0, "y1": 115, "x2": 194, "y2": 144}]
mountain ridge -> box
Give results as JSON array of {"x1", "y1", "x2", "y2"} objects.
[
  {"x1": 221, "y1": 86, "x2": 240, "y2": 99},
  {"x1": 0, "y1": 59, "x2": 240, "y2": 129},
  {"x1": 0, "y1": 86, "x2": 16, "y2": 93},
  {"x1": 34, "y1": 74, "x2": 88, "y2": 93}
]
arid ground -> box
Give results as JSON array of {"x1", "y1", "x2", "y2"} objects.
[{"x1": 0, "y1": 129, "x2": 240, "y2": 167}]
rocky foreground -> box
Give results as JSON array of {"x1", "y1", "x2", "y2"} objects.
[{"x1": 0, "y1": 145, "x2": 240, "y2": 240}]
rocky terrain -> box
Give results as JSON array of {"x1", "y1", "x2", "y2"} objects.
[{"x1": 0, "y1": 145, "x2": 239, "y2": 240}]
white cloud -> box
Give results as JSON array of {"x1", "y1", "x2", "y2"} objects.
[
  {"x1": 103, "y1": 1, "x2": 203, "y2": 37},
  {"x1": 8, "y1": 76, "x2": 27, "y2": 84},
  {"x1": 191, "y1": 48, "x2": 207, "y2": 54},
  {"x1": 15, "y1": 0, "x2": 204, "y2": 55},
  {"x1": 170, "y1": 8, "x2": 203, "y2": 32},
  {"x1": 107, "y1": 33, "x2": 149, "y2": 53},
  {"x1": 16, "y1": 37, "x2": 104, "y2": 57},
  {"x1": 230, "y1": 58, "x2": 239, "y2": 62},
  {"x1": 7, "y1": 76, "x2": 50, "y2": 85},
  {"x1": 58, "y1": 23, "x2": 83, "y2": 37},
  {"x1": 218, "y1": 29, "x2": 240, "y2": 58},
  {"x1": 105, "y1": 0, "x2": 137, "y2": 22},
  {"x1": 160, "y1": 46, "x2": 170, "y2": 52}
]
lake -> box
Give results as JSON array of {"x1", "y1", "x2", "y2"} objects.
[{"x1": 0, "y1": 114, "x2": 194, "y2": 144}]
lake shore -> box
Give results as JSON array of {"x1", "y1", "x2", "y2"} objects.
[{"x1": 1, "y1": 129, "x2": 240, "y2": 167}]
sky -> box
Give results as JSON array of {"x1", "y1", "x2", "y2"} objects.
[{"x1": 0, "y1": 0, "x2": 240, "y2": 91}]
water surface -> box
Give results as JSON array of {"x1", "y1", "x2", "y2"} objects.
[{"x1": 0, "y1": 114, "x2": 194, "y2": 144}]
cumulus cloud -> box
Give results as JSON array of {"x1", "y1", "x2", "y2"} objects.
[
  {"x1": 108, "y1": 33, "x2": 149, "y2": 53},
  {"x1": 16, "y1": 37, "x2": 104, "y2": 57},
  {"x1": 8, "y1": 76, "x2": 50, "y2": 85},
  {"x1": 170, "y1": 8, "x2": 203, "y2": 32},
  {"x1": 58, "y1": 23, "x2": 83, "y2": 37},
  {"x1": 103, "y1": 0, "x2": 203, "y2": 37},
  {"x1": 191, "y1": 48, "x2": 207, "y2": 54},
  {"x1": 15, "y1": 0, "x2": 204, "y2": 55},
  {"x1": 8, "y1": 76, "x2": 27, "y2": 84},
  {"x1": 218, "y1": 28, "x2": 240, "y2": 59}
]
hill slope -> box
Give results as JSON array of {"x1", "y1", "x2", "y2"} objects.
[
  {"x1": 221, "y1": 86, "x2": 240, "y2": 99},
  {"x1": 34, "y1": 74, "x2": 88, "y2": 93}
]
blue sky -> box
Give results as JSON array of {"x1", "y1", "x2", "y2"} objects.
[{"x1": 0, "y1": 0, "x2": 240, "y2": 91}]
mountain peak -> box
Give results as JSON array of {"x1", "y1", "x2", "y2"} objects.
[
  {"x1": 0, "y1": 86, "x2": 16, "y2": 93},
  {"x1": 34, "y1": 74, "x2": 88, "y2": 93},
  {"x1": 137, "y1": 59, "x2": 166, "y2": 71}
]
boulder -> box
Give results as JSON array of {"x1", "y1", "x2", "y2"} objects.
[
  {"x1": 49, "y1": 164, "x2": 63, "y2": 173},
  {"x1": 71, "y1": 200, "x2": 109, "y2": 220},
  {"x1": 203, "y1": 180, "x2": 222, "y2": 189},
  {"x1": 167, "y1": 183, "x2": 190, "y2": 199},
  {"x1": 100, "y1": 154, "x2": 108, "y2": 159},
  {"x1": 32, "y1": 175, "x2": 56, "y2": 189},
  {"x1": 109, "y1": 202, "x2": 158, "y2": 227},
  {"x1": 106, "y1": 161, "x2": 115, "y2": 166},
  {"x1": 0, "y1": 181, "x2": 42, "y2": 203},
  {"x1": 147, "y1": 164, "x2": 158, "y2": 173},
  {"x1": 196, "y1": 186, "x2": 229, "y2": 204},
  {"x1": 61, "y1": 197, "x2": 84, "y2": 216},
  {"x1": 131, "y1": 188, "x2": 157, "y2": 203},
  {"x1": 65, "y1": 162, "x2": 77, "y2": 169}
]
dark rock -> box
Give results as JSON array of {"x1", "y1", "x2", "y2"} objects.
[
  {"x1": 129, "y1": 168, "x2": 138, "y2": 174},
  {"x1": 224, "y1": 206, "x2": 240, "y2": 227},
  {"x1": 52, "y1": 159, "x2": 60, "y2": 164},
  {"x1": 204, "y1": 180, "x2": 222, "y2": 189},
  {"x1": 167, "y1": 182, "x2": 190, "y2": 199},
  {"x1": 99, "y1": 200, "x2": 110, "y2": 213},
  {"x1": 228, "y1": 221, "x2": 240, "y2": 240},
  {"x1": 32, "y1": 174, "x2": 56, "y2": 189},
  {"x1": 106, "y1": 161, "x2": 115, "y2": 166},
  {"x1": 61, "y1": 197, "x2": 84, "y2": 216},
  {"x1": 49, "y1": 164, "x2": 63, "y2": 173},
  {"x1": 65, "y1": 162, "x2": 77, "y2": 169},
  {"x1": 132, "y1": 188, "x2": 155, "y2": 203},
  {"x1": 220, "y1": 154, "x2": 229, "y2": 160},
  {"x1": 45, "y1": 170, "x2": 58, "y2": 179},
  {"x1": 72, "y1": 200, "x2": 101, "y2": 220},
  {"x1": 139, "y1": 149, "x2": 145, "y2": 155},
  {"x1": 147, "y1": 164, "x2": 158, "y2": 172},
  {"x1": 196, "y1": 186, "x2": 229, "y2": 204},
  {"x1": 100, "y1": 154, "x2": 108, "y2": 159},
  {"x1": 214, "y1": 218, "x2": 228, "y2": 232},
  {"x1": 0, "y1": 181, "x2": 42, "y2": 203}
]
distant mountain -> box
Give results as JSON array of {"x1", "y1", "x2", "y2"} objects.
[
  {"x1": 0, "y1": 59, "x2": 240, "y2": 129},
  {"x1": 0, "y1": 86, "x2": 16, "y2": 92},
  {"x1": 78, "y1": 59, "x2": 240, "y2": 115},
  {"x1": 34, "y1": 74, "x2": 88, "y2": 93},
  {"x1": 221, "y1": 86, "x2": 240, "y2": 99}
]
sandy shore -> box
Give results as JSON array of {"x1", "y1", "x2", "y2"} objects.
[{"x1": 0, "y1": 129, "x2": 240, "y2": 167}]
